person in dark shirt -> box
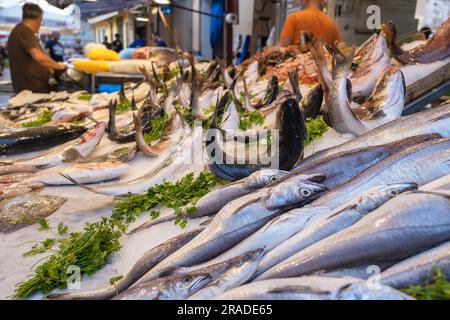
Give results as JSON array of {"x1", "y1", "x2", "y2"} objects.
[
  {"x1": 7, "y1": 3, "x2": 66, "y2": 93},
  {"x1": 103, "y1": 36, "x2": 112, "y2": 49},
  {"x1": 112, "y1": 33, "x2": 124, "y2": 53},
  {"x1": 45, "y1": 31, "x2": 64, "y2": 62},
  {"x1": 151, "y1": 32, "x2": 167, "y2": 47}
]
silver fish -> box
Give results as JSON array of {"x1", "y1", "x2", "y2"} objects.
[
  {"x1": 129, "y1": 169, "x2": 289, "y2": 234},
  {"x1": 350, "y1": 32, "x2": 391, "y2": 100},
  {"x1": 309, "y1": 138, "x2": 450, "y2": 210},
  {"x1": 289, "y1": 134, "x2": 439, "y2": 190},
  {"x1": 329, "y1": 48, "x2": 405, "y2": 136},
  {"x1": 118, "y1": 249, "x2": 263, "y2": 300},
  {"x1": 114, "y1": 272, "x2": 211, "y2": 300},
  {"x1": 135, "y1": 178, "x2": 328, "y2": 283},
  {"x1": 257, "y1": 191, "x2": 450, "y2": 280},
  {"x1": 301, "y1": 103, "x2": 450, "y2": 166},
  {"x1": 46, "y1": 229, "x2": 203, "y2": 300},
  {"x1": 255, "y1": 183, "x2": 417, "y2": 278},
  {"x1": 380, "y1": 241, "x2": 450, "y2": 289},
  {"x1": 212, "y1": 276, "x2": 412, "y2": 300},
  {"x1": 188, "y1": 249, "x2": 264, "y2": 300}
]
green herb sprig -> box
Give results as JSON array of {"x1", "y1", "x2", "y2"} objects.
[
  {"x1": 239, "y1": 110, "x2": 264, "y2": 131},
  {"x1": 116, "y1": 100, "x2": 131, "y2": 114},
  {"x1": 78, "y1": 94, "x2": 92, "y2": 102},
  {"x1": 22, "y1": 110, "x2": 53, "y2": 128},
  {"x1": 113, "y1": 172, "x2": 222, "y2": 227},
  {"x1": 403, "y1": 270, "x2": 450, "y2": 300},
  {"x1": 144, "y1": 114, "x2": 169, "y2": 145},
  {"x1": 305, "y1": 116, "x2": 329, "y2": 147}
]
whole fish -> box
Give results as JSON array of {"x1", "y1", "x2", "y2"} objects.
[
  {"x1": 329, "y1": 48, "x2": 405, "y2": 136},
  {"x1": 118, "y1": 250, "x2": 263, "y2": 300},
  {"x1": 136, "y1": 178, "x2": 327, "y2": 283},
  {"x1": 188, "y1": 249, "x2": 264, "y2": 300},
  {"x1": 308, "y1": 138, "x2": 450, "y2": 210},
  {"x1": 129, "y1": 169, "x2": 289, "y2": 234},
  {"x1": 0, "y1": 124, "x2": 87, "y2": 156},
  {"x1": 301, "y1": 103, "x2": 450, "y2": 166},
  {"x1": 380, "y1": 241, "x2": 450, "y2": 289},
  {"x1": 0, "y1": 193, "x2": 66, "y2": 233},
  {"x1": 255, "y1": 183, "x2": 417, "y2": 278},
  {"x1": 14, "y1": 122, "x2": 106, "y2": 167},
  {"x1": 288, "y1": 134, "x2": 439, "y2": 190},
  {"x1": 257, "y1": 191, "x2": 450, "y2": 281},
  {"x1": 47, "y1": 229, "x2": 203, "y2": 300},
  {"x1": 212, "y1": 276, "x2": 412, "y2": 300},
  {"x1": 350, "y1": 32, "x2": 391, "y2": 100},
  {"x1": 384, "y1": 18, "x2": 450, "y2": 64}
]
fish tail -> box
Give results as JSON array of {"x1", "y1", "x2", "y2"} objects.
[{"x1": 331, "y1": 45, "x2": 355, "y2": 77}]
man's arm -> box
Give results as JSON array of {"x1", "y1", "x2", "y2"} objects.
[{"x1": 29, "y1": 48, "x2": 66, "y2": 71}]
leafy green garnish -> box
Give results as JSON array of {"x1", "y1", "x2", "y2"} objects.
[
  {"x1": 403, "y1": 270, "x2": 450, "y2": 300},
  {"x1": 23, "y1": 239, "x2": 56, "y2": 257},
  {"x1": 14, "y1": 172, "x2": 223, "y2": 299},
  {"x1": 78, "y1": 94, "x2": 92, "y2": 102},
  {"x1": 57, "y1": 223, "x2": 69, "y2": 236},
  {"x1": 239, "y1": 110, "x2": 265, "y2": 131},
  {"x1": 38, "y1": 218, "x2": 51, "y2": 231},
  {"x1": 22, "y1": 110, "x2": 53, "y2": 128},
  {"x1": 14, "y1": 218, "x2": 123, "y2": 299},
  {"x1": 116, "y1": 100, "x2": 131, "y2": 114},
  {"x1": 113, "y1": 172, "x2": 222, "y2": 226},
  {"x1": 305, "y1": 117, "x2": 329, "y2": 147},
  {"x1": 144, "y1": 114, "x2": 169, "y2": 144},
  {"x1": 110, "y1": 275, "x2": 124, "y2": 286}
]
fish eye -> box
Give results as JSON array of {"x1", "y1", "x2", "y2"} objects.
[
  {"x1": 269, "y1": 176, "x2": 278, "y2": 182},
  {"x1": 243, "y1": 254, "x2": 252, "y2": 262},
  {"x1": 300, "y1": 188, "x2": 312, "y2": 197},
  {"x1": 390, "y1": 190, "x2": 400, "y2": 197},
  {"x1": 181, "y1": 276, "x2": 193, "y2": 284}
]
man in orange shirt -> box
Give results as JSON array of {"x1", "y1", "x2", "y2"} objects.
[{"x1": 279, "y1": 0, "x2": 340, "y2": 47}]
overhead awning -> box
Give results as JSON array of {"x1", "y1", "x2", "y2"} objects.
[
  {"x1": 87, "y1": 11, "x2": 119, "y2": 25},
  {"x1": 0, "y1": 0, "x2": 81, "y2": 33}
]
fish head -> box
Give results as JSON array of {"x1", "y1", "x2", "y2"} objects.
[
  {"x1": 165, "y1": 272, "x2": 212, "y2": 298},
  {"x1": 266, "y1": 179, "x2": 328, "y2": 210},
  {"x1": 355, "y1": 182, "x2": 418, "y2": 214},
  {"x1": 243, "y1": 170, "x2": 289, "y2": 190},
  {"x1": 237, "y1": 248, "x2": 265, "y2": 265}
]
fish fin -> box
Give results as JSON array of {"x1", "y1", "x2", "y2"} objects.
[
  {"x1": 59, "y1": 173, "x2": 96, "y2": 193},
  {"x1": 303, "y1": 173, "x2": 327, "y2": 184},
  {"x1": 230, "y1": 197, "x2": 263, "y2": 216},
  {"x1": 326, "y1": 204, "x2": 358, "y2": 220},
  {"x1": 267, "y1": 285, "x2": 331, "y2": 295},
  {"x1": 62, "y1": 148, "x2": 83, "y2": 162}
]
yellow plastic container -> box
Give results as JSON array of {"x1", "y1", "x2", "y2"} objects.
[
  {"x1": 88, "y1": 48, "x2": 121, "y2": 61},
  {"x1": 74, "y1": 60, "x2": 110, "y2": 74}
]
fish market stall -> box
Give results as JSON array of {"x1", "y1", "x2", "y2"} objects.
[{"x1": 0, "y1": 16, "x2": 450, "y2": 302}]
